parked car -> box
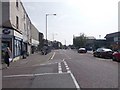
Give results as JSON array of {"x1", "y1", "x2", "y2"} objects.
[
  {"x1": 78, "y1": 48, "x2": 87, "y2": 53},
  {"x1": 93, "y1": 48, "x2": 113, "y2": 59},
  {"x1": 112, "y1": 50, "x2": 120, "y2": 62}
]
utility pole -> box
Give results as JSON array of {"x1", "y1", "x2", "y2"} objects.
[{"x1": 45, "y1": 14, "x2": 56, "y2": 41}]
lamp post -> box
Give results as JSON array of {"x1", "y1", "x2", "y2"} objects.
[{"x1": 46, "y1": 14, "x2": 56, "y2": 41}]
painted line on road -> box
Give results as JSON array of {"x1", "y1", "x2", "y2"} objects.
[
  {"x1": 50, "y1": 52, "x2": 56, "y2": 60},
  {"x1": 32, "y1": 60, "x2": 64, "y2": 67},
  {"x1": 3, "y1": 72, "x2": 68, "y2": 78},
  {"x1": 63, "y1": 59, "x2": 71, "y2": 73},
  {"x1": 63, "y1": 59, "x2": 80, "y2": 89},
  {"x1": 58, "y1": 62, "x2": 62, "y2": 73},
  {"x1": 95, "y1": 58, "x2": 113, "y2": 61},
  {"x1": 69, "y1": 72, "x2": 80, "y2": 90},
  {"x1": 32, "y1": 62, "x2": 58, "y2": 67}
]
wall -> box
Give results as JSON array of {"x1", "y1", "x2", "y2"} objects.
[
  {"x1": 31, "y1": 23, "x2": 39, "y2": 44},
  {"x1": 2, "y1": 2, "x2": 10, "y2": 27},
  {"x1": 10, "y1": 0, "x2": 24, "y2": 32}
]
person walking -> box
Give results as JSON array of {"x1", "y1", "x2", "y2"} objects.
[{"x1": 4, "y1": 47, "x2": 12, "y2": 68}]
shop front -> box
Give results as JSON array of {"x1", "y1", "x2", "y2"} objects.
[
  {"x1": 1, "y1": 28, "x2": 13, "y2": 61},
  {"x1": 1, "y1": 28, "x2": 23, "y2": 61},
  {"x1": 13, "y1": 36, "x2": 22, "y2": 60}
]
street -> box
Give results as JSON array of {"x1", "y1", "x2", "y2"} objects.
[{"x1": 2, "y1": 49, "x2": 118, "y2": 89}]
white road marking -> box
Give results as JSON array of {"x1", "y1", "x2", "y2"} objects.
[
  {"x1": 3, "y1": 72, "x2": 68, "y2": 78},
  {"x1": 58, "y1": 62, "x2": 62, "y2": 73},
  {"x1": 63, "y1": 59, "x2": 80, "y2": 89},
  {"x1": 63, "y1": 60, "x2": 70, "y2": 73},
  {"x1": 95, "y1": 58, "x2": 112, "y2": 61},
  {"x1": 69, "y1": 72, "x2": 80, "y2": 90},
  {"x1": 14, "y1": 61, "x2": 62, "y2": 69},
  {"x1": 50, "y1": 52, "x2": 56, "y2": 60},
  {"x1": 32, "y1": 62, "x2": 58, "y2": 67}
]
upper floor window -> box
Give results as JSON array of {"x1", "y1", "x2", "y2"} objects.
[
  {"x1": 24, "y1": 23, "x2": 25, "y2": 30},
  {"x1": 16, "y1": 16, "x2": 19, "y2": 29},
  {"x1": 16, "y1": 0, "x2": 19, "y2": 7},
  {"x1": 24, "y1": 14, "x2": 25, "y2": 20}
]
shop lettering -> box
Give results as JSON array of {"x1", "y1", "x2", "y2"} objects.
[{"x1": 2, "y1": 29, "x2": 11, "y2": 34}]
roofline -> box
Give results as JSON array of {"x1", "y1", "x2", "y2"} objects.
[{"x1": 105, "y1": 31, "x2": 120, "y2": 38}]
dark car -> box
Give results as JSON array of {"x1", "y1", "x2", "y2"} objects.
[
  {"x1": 78, "y1": 48, "x2": 87, "y2": 53},
  {"x1": 93, "y1": 48, "x2": 113, "y2": 59},
  {"x1": 112, "y1": 50, "x2": 120, "y2": 62}
]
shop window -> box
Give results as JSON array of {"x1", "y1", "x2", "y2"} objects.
[
  {"x1": 14, "y1": 39, "x2": 22, "y2": 57},
  {"x1": 16, "y1": 0, "x2": 19, "y2": 8},
  {"x1": 15, "y1": 40, "x2": 17, "y2": 56},
  {"x1": 2, "y1": 41, "x2": 10, "y2": 59}
]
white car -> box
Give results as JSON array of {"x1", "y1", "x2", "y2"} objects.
[{"x1": 78, "y1": 48, "x2": 87, "y2": 53}]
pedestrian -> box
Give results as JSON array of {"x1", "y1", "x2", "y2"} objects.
[{"x1": 4, "y1": 47, "x2": 12, "y2": 68}]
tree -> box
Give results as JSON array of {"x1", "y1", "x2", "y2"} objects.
[{"x1": 73, "y1": 33, "x2": 87, "y2": 49}]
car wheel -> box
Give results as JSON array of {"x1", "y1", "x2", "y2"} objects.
[
  {"x1": 112, "y1": 56, "x2": 117, "y2": 61},
  {"x1": 99, "y1": 54, "x2": 102, "y2": 58},
  {"x1": 98, "y1": 54, "x2": 100, "y2": 57},
  {"x1": 93, "y1": 54, "x2": 96, "y2": 57}
]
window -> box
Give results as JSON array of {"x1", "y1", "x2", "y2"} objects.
[
  {"x1": 114, "y1": 37, "x2": 118, "y2": 42},
  {"x1": 16, "y1": 0, "x2": 18, "y2": 7},
  {"x1": 14, "y1": 40, "x2": 17, "y2": 56},
  {"x1": 24, "y1": 13, "x2": 26, "y2": 20},
  {"x1": 14, "y1": 39, "x2": 22, "y2": 57},
  {"x1": 16, "y1": 16, "x2": 19, "y2": 29},
  {"x1": 24, "y1": 14, "x2": 25, "y2": 20}
]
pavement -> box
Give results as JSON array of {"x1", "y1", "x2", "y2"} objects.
[{"x1": 2, "y1": 51, "x2": 53, "y2": 70}]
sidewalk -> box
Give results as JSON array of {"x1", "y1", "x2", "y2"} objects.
[{"x1": 2, "y1": 51, "x2": 54, "y2": 70}]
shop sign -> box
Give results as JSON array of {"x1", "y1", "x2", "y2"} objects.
[
  {"x1": 15, "y1": 36, "x2": 22, "y2": 41},
  {"x1": 2, "y1": 29, "x2": 11, "y2": 34},
  {"x1": 14, "y1": 30, "x2": 23, "y2": 39}
]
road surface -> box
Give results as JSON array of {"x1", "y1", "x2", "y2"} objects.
[{"x1": 2, "y1": 49, "x2": 119, "y2": 89}]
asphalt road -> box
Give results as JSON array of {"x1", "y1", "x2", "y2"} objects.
[{"x1": 2, "y1": 49, "x2": 119, "y2": 89}]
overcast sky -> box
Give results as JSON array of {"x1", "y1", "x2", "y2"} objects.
[{"x1": 22, "y1": 0, "x2": 120, "y2": 45}]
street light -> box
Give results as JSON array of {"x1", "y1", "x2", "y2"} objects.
[{"x1": 46, "y1": 14, "x2": 56, "y2": 41}]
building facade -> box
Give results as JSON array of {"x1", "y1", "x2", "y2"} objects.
[
  {"x1": 105, "y1": 32, "x2": 120, "y2": 50},
  {"x1": 94, "y1": 39, "x2": 107, "y2": 50},
  {"x1": 85, "y1": 36, "x2": 96, "y2": 50},
  {"x1": 31, "y1": 23, "x2": 39, "y2": 54},
  {"x1": 0, "y1": 0, "x2": 43, "y2": 61},
  {"x1": 38, "y1": 32, "x2": 44, "y2": 51},
  {"x1": 1, "y1": 0, "x2": 25, "y2": 61}
]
